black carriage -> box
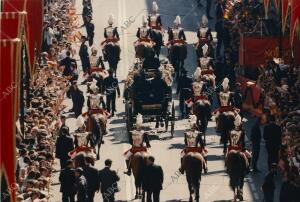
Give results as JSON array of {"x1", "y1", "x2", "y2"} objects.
[{"x1": 124, "y1": 69, "x2": 175, "y2": 137}]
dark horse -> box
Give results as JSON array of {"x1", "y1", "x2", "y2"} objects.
[
  {"x1": 192, "y1": 100, "x2": 211, "y2": 145},
  {"x1": 225, "y1": 150, "x2": 247, "y2": 201},
  {"x1": 182, "y1": 153, "x2": 205, "y2": 202},
  {"x1": 169, "y1": 44, "x2": 187, "y2": 79},
  {"x1": 105, "y1": 43, "x2": 120, "y2": 75},
  {"x1": 217, "y1": 112, "x2": 235, "y2": 154},
  {"x1": 131, "y1": 152, "x2": 149, "y2": 200},
  {"x1": 151, "y1": 29, "x2": 163, "y2": 58},
  {"x1": 86, "y1": 114, "x2": 105, "y2": 160},
  {"x1": 135, "y1": 43, "x2": 155, "y2": 59}
]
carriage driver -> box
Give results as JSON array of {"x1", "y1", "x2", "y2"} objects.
[
  {"x1": 124, "y1": 114, "x2": 151, "y2": 176},
  {"x1": 179, "y1": 115, "x2": 208, "y2": 174},
  {"x1": 101, "y1": 14, "x2": 121, "y2": 61}
]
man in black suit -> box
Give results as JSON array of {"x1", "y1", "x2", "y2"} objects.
[
  {"x1": 83, "y1": 157, "x2": 100, "y2": 202},
  {"x1": 55, "y1": 127, "x2": 74, "y2": 169},
  {"x1": 79, "y1": 35, "x2": 91, "y2": 73},
  {"x1": 263, "y1": 116, "x2": 282, "y2": 170},
  {"x1": 84, "y1": 15, "x2": 95, "y2": 46},
  {"x1": 143, "y1": 156, "x2": 164, "y2": 202},
  {"x1": 68, "y1": 82, "x2": 85, "y2": 118},
  {"x1": 59, "y1": 160, "x2": 76, "y2": 202},
  {"x1": 103, "y1": 70, "x2": 120, "y2": 117},
  {"x1": 99, "y1": 159, "x2": 120, "y2": 202},
  {"x1": 59, "y1": 51, "x2": 77, "y2": 77}
]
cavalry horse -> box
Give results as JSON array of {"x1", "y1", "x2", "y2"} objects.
[
  {"x1": 103, "y1": 39, "x2": 120, "y2": 75},
  {"x1": 168, "y1": 39, "x2": 187, "y2": 79},
  {"x1": 135, "y1": 38, "x2": 156, "y2": 59},
  {"x1": 225, "y1": 150, "x2": 247, "y2": 201},
  {"x1": 181, "y1": 131, "x2": 206, "y2": 202},
  {"x1": 150, "y1": 27, "x2": 163, "y2": 58}
]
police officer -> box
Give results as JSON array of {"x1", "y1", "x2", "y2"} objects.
[
  {"x1": 177, "y1": 69, "x2": 192, "y2": 119},
  {"x1": 79, "y1": 36, "x2": 91, "y2": 73},
  {"x1": 103, "y1": 70, "x2": 120, "y2": 117}
]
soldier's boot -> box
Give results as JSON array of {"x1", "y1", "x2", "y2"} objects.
[
  {"x1": 179, "y1": 158, "x2": 184, "y2": 174},
  {"x1": 124, "y1": 160, "x2": 131, "y2": 176},
  {"x1": 204, "y1": 157, "x2": 208, "y2": 174}
]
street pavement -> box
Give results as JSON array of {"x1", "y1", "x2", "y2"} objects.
[{"x1": 50, "y1": 0, "x2": 282, "y2": 201}]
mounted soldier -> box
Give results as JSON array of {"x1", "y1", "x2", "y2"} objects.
[
  {"x1": 167, "y1": 15, "x2": 187, "y2": 79},
  {"x1": 148, "y1": 1, "x2": 163, "y2": 58},
  {"x1": 135, "y1": 16, "x2": 154, "y2": 59},
  {"x1": 195, "y1": 15, "x2": 213, "y2": 57},
  {"x1": 101, "y1": 14, "x2": 121, "y2": 74},
  {"x1": 124, "y1": 114, "x2": 151, "y2": 176}
]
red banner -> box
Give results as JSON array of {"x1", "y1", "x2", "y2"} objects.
[
  {"x1": 282, "y1": 0, "x2": 290, "y2": 34},
  {"x1": 1, "y1": 7, "x2": 25, "y2": 202},
  {"x1": 239, "y1": 36, "x2": 299, "y2": 66},
  {"x1": 25, "y1": 0, "x2": 43, "y2": 75},
  {"x1": 290, "y1": 0, "x2": 300, "y2": 44}
]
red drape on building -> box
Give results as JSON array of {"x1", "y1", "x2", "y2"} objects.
[
  {"x1": 290, "y1": 0, "x2": 300, "y2": 44},
  {"x1": 0, "y1": 11, "x2": 24, "y2": 201},
  {"x1": 239, "y1": 36, "x2": 299, "y2": 66},
  {"x1": 25, "y1": 0, "x2": 43, "y2": 75},
  {"x1": 282, "y1": 0, "x2": 290, "y2": 34}
]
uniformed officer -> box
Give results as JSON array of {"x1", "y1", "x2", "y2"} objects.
[
  {"x1": 167, "y1": 15, "x2": 186, "y2": 42},
  {"x1": 148, "y1": 1, "x2": 162, "y2": 29},
  {"x1": 177, "y1": 69, "x2": 192, "y2": 118},
  {"x1": 136, "y1": 16, "x2": 151, "y2": 40},
  {"x1": 79, "y1": 36, "x2": 91, "y2": 73},
  {"x1": 103, "y1": 14, "x2": 121, "y2": 61}
]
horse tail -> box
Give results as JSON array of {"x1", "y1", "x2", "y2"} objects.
[
  {"x1": 131, "y1": 153, "x2": 145, "y2": 188},
  {"x1": 184, "y1": 154, "x2": 203, "y2": 185}
]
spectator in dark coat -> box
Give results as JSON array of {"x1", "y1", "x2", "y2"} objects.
[
  {"x1": 250, "y1": 117, "x2": 261, "y2": 172},
  {"x1": 79, "y1": 36, "x2": 91, "y2": 73},
  {"x1": 75, "y1": 167, "x2": 88, "y2": 202},
  {"x1": 262, "y1": 163, "x2": 277, "y2": 202},
  {"x1": 59, "y1": 51, "x2": 77, "y2": 77},
  {"x1": 279, "y1": 166, "x2": 300, "y2": 202},
  {"x1": 84, "y1": 16, "x2": 95, "y2": 46},
  {"x1": 263, "y1": 116, "x2": 282, "y2": 170},
  {"x1": 59, "y1": 160, "x2": 76, "y2": 202},
  {"x1": 99, "y1": 159, "x2": 120, "y2": 202},
  {"x1": 67, "y1": 82, "x2": 85, "y2": 118},
  {"x1": 103, "y1": 70, "x2": 120, "y2": 117},
  {"x1": 55, "y1": 127, "x2": 74, "y2": 169},
  {"x1": 143, "y1": 156, "x2": 164, "y2": 202},
  {"x1": 83, "y1": 159, "x2": 100, "y2": 202}
]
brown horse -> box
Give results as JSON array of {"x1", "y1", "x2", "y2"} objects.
[
  {"x1": 130, "y1": 151, "x2": 149, "y2": 200},
  {"x1": 225, "y1": 150, "x2": 247, "y2": 201},
  {"x1": 182, "y1": 153, "x2": 205, "y2": 202}
]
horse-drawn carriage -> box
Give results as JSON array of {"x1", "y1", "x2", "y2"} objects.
[{"x1": 124, "y1": 62, "x2": 175, "y2": 137}]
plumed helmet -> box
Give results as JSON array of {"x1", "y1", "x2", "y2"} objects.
[
  {"x1": 142, "y1": 15, "x2": 147, "y2": 25},
  {"x1": 76, "y1": 115, "x2": 85, "y2": 128},
  {"x1": 201, "y1": 15, "x2": 208, "y2": 26},
  {"x1": 222, "y1": 77, "x2": 230, "y2": 91},
  {"x1": 193, "y1": 67, "x2": 202, "y2": 81},
  {"x1": 136, "y1": 113, "x2": 143, "y2": 129},
  {"x1": 202, "y1": 44, "x2": 209, "y2": 55},
  {"x1": 152, "y1": 1, "x2": 158, "y2": 12},
  {"x1": 108, "y1": 14, "x2": 114, "y2": 25},
  {"x1": 189, "y1": 114, "x2": 197, "y2": 129},
  {"x1": 234, "y1": 114, "x2": 242, "y2": 128},
  {"x1": 174, "y1": 15, "x2": 181, "y2": 25}
]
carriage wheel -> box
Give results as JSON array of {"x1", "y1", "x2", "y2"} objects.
[{"x1": 170, "y1": 102, "x2": 175, "y2": 138}]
